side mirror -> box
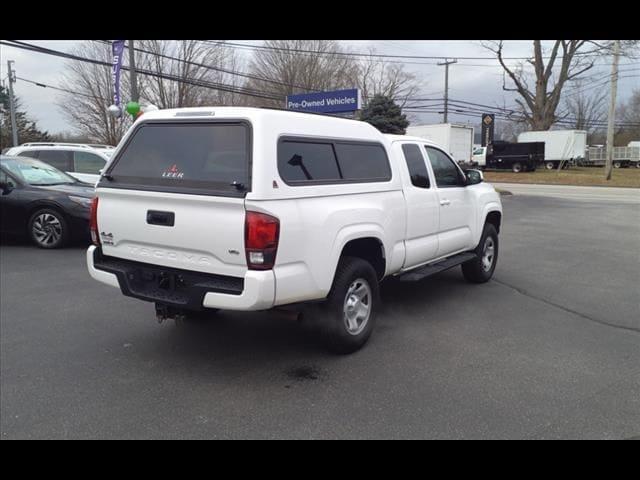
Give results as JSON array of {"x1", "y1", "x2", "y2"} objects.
[
  {"x1": 465, "y1": 169, "x2": 484, "y2": 185},
  {"x1": 0, "y1": 181, "x2": 14, "y2": 195}
]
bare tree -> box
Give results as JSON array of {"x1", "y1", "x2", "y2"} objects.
[
  {"x1": 615, "y1": 88, "x2": 640, "y2": 145},
  {"x1": 494, "y1": 118, "x2": 528, "y2": 142},
  {"x1": 352, "y1": 49, "x2": 423, "y2": 108},
  {"x1": 137, "y1": 40, "x2": 242, "y2": 108},
  {"x1": 562, "y1": 80, "x2": 608, "y2": 139},
  {"x1": 58, "y1": 41, "x2": 131, "y2": 145},
  {"x1": 243, "y1": 40, "x2": 359, "y2": 108},
  {"x1": 58, "y1": 41, "x2": 244, "y2": 144},
  {"x1": 484, "y1": 40, "x2": 602, "y2": 130}
]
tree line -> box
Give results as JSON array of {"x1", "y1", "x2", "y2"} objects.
[{"x1": 3, "y1": 40, "x2": 638, "y2": 146}]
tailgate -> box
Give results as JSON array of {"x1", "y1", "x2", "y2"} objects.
[{"x1": 97, "y1": 188, "x2": 247, "y2": 277}]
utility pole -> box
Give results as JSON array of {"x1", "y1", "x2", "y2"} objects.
[
  {"x1": 128, "y1": 40, "x2": 139, "y2": 102},
  {"x1": 6, "y1": 60, "x2": 19, "y2": 146},
  {"x1": 605, "y1": 40, "x2": 620, "y2": 181},
  {"x1": 438, "y1": 58, "x2": 457, "y2": 123}
]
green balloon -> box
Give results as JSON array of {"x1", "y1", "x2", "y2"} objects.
[{"x1": 125, "y1": 101, "x2": 140, "y2": 116}]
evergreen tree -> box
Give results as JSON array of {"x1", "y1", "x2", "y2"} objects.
[
  {"x1": 360, "y1": 94, "x2": 409, "y2": 134},
  {"x1": 1, "y1": 85, "x2": 51, "y2": 150}
]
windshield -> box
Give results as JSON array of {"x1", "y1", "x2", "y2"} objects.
[{"x1": 0, "y1": 157, "x2": 77, "y2": 186}]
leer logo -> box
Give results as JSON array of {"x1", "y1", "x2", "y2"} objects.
[{"x1": 162, "y1": 164, "x2": 184, "y2": 179}]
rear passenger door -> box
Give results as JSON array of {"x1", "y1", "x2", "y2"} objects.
[
  {"x1": 423, "y1": 146, "x2": 475, "y2": 257},
  {"x1": 396, "y1": 142, "x2": 439, "y2": 268}
]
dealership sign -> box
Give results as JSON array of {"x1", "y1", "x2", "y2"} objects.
[
  {"x1": 481, "y1": 113, "x2": 495, "y2": 148},
  {"x1": 286, "y1": 88, "x2": 361, "y2": 114}
]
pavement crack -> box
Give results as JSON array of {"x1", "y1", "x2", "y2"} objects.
[{"x1": 492, "y1": 278, "x2": 640, "y2": 334}]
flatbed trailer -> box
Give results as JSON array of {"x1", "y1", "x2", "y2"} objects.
[{"x1": 583, "y1": 146, "x2": 640, "y2": 168}]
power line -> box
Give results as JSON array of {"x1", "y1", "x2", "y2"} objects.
[
  {"x1": 15, "y1": 76, "x2": 110, "y2": 102},
  {"x1": 94, "y1": 40, "x2": 319, "y2": 95},
  {"x1": 2, "y1": 40, "x2": 283, "y2": 101},
  {"x1": 406, "y1": 104, "x2": 640, "y2": 128},
  {"x1": 202, "y1": 40, "x2": 574, "y2": 61},
  {"x1": 5, "y1": 40, "x2": 638, "y2": 129}
]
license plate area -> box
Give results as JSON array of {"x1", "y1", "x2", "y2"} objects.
[{"x1": 93, "y1": 249, "x2": 244, "y2": 309}]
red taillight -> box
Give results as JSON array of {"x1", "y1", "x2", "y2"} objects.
[
  {"x1": 245, "y1": 211, "x2": 279, "y2": 270},
  {"x1": 89, "y1": 197, "x2": 99, "y2": 245}
]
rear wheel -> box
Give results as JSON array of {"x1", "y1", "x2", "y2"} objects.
[
  {"x1": 461, "y1": 223, "x2": 499, "y2": 283},
  {"x1": 28, "y1": 208, "x2": 69, "y2": 249},
  {"x1": 613, "y1": 161, "x2": 622, "y2": 169},
  {"x1": 511, "y1": 162, "x2": 523, "y2": 173},
  {"x1": 316, "y1": 257, "x2": 379, "y2": 354},
  {"x1": 545, "y1": 161, "x2": 555, "y2": 170}
]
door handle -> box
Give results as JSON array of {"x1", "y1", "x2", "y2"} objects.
[
  {"x1": 146, "y1": 210, "x2": 175, "y2": 226},
  {"x1": 440, "y1": 199, "x2": 451, "y2": 206}
]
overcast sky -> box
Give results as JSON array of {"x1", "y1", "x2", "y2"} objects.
[{"x1": 1, "y1": 40, "x2": 638, "y2": 134}]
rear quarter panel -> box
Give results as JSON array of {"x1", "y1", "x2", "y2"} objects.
[{"x1": 247, "y1": 190, "x2": 406, "y2": 305}]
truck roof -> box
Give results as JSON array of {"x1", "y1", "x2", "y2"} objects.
[{"x1": 136, "y1": 106, "x2": 385, "y2": 139}]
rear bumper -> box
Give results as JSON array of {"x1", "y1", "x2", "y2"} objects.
[{"x1": 86, "y1": 245, "x2": 275, "y2": 311}]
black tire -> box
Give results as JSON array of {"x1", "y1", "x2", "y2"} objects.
[
  {"x1": 511, "y1": 162, "x2": 523, "y2": 173},
  {"x1": 545, "y1": 162, "x2": 555, "y2": 170},
  {"x1": 28, "y1": 208, "x2": 69, "y2": 249},
  {"x1": 461, "y1": 223, "x2": 499, "y2": 284},
  {"x1": 316, "y1": 256, "x2": 379, "y2": 354}
]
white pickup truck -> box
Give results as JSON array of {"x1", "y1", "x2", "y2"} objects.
[{"x1": 87, "y1": 107, "x2": 503, "y2": 353}]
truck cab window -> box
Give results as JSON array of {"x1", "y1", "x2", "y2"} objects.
[
  {"x1": 401, "y1": 144, "x2": 430, "y2": 188},
  {"x1": 424, "y1": 147, "x2": 465, "y2": 188}
]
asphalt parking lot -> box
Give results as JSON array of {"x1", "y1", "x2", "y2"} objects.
[{"x1": 1, "y1": 192, "x2": 639, "y2": 439}]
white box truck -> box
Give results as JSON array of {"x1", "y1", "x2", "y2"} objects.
[
  {"x1": 517, "y1": 130, "x2": 587, "y2": 170},
  {"x1": 406, "y1": 124, "x2": 474, "y2": 164}
]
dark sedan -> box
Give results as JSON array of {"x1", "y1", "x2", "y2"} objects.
[{"x1": 0, "y1": 155, "x2": 95, "y2": 248}]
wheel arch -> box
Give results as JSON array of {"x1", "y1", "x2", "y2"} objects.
[
  {"x1": 339, "y1": 237, "x2": 386, "y2": 281},
  {"x1": 484, "y1": 209, "x2": 502, "y2": 234},
  {"x1": 329, "y1": 226, "x2": 388, "y2": 287}
]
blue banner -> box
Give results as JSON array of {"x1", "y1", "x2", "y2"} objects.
[
  {"x1": 286, "y1": 88, "x2": 361, "y2": 114},
  {"x1": 111, "y1": 40, "x2": 125, "y2": 107}
]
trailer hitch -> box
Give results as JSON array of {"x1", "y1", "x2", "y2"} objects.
[{"x1": 155, "y1": 303, "x2": 186, "y2": 324}]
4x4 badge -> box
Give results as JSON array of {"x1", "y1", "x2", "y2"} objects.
[{"x1": 100, "y1": 231, "x2": 114, "y2": 245}]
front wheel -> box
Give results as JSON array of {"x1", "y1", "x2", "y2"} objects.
[
  {"x1": 461, "y1": 223, "x2": 499, "y2": 283},
  {"x1": 613, "y1": 161, "x2": 622, "y2": 169},
  {"x1": 511, "y1": 162, "x2": 523, "y2": 173},
  {"x1": 545, "y1": 162, "x2": 555, "y2": 170},
  {"x1": 28, "y1": 208, "x2": 69, "y2": 249},
  {"x1": 317, "y1": 257, "x2": 379, "y2": 354}
]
